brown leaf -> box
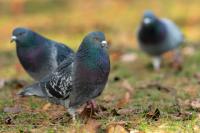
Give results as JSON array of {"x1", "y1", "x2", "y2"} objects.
[
  {"x1": 183, "y1": 46, "x2": 195, "y2": 56},
  {"x1": 121, "y1": 80, "x2": 134, "y2": 94},
  {"x1": 80, "y1": 104, "x2": 108, "y2": 119},
  {"x1": 106, "y1": 125, "x2": 128, "y2": 133},
  {"x1": 129, "y1": 129, "x2": 143, "y2": 133},
  {"x1": 4, "y1": 116, "x2": 13, "y2": 125},
  {"x1": 4, "y1": 106, "x2": 21, "y2": 114},
  {"x1": 138, "y1": 82, "x2": 174, "y2": 93},
  {"x1": 145, "y1": 106, "x2": 160, "y2": 121},
  {"x1": 171, "y1": 111, "x2": 193, "y2": 121},
  {"x1": 190, "y1": 99, "x2": 200, "y2": 111},
  {"x1": 5, "y1": 79, "x2": 28, "y2": 89},
  {"x1": 81, "y1": 119, "x2": 101, "y2": 133},
  {"x1": 108, "y1": 121, "x2": 127, "y2": 126},
  {"x1": 42, "y1": 103, "x2": 51, "y2": 111},
  {"x1": 117, "y1": 108, "x2": 140, "y2": 115},
  {"x1": 110, "y1": 50, "x2": 123, "y2": 61},
  {"x1": 120, "y1": 53, "x2": 137, "y2": 63},
  {"x1": 103, "y1": 94, "x2": 116, "y2": 102},
  {"x1": 116, "y1": 92, "x2": 131, "y2": 108},
  {"x1": 194, "y1": 73, "x2": 200, "y2": 84},
  {"x1": 107, "y1": 124, "x2": 128, "y2": 133},
  {"x1": 0, "y1": 79, "x2": 6, "y2": 89}
]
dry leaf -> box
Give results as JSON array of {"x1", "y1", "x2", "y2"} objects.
[
  {"x1": 5, "y1": 79, "x2": 27, "y2": 89},
  {"x1": 4, "y1": 116, "x2": 13, "y2": 125},
  {"x1": 130, "y1": 129, "x2": 142, "y2": 133},
  {"x1": 121, "y1": 80, "x2": 134, "y2": 94},
  {"x1": 183, "y1": 46, "x2": 195, "y2": 56},
  {"x1": 4, "y1": 106, "x2": 21, "y2": 114},
  {"x1": 0, "y1": 79, "x2": 6, "y2": 89},
  {"x1": 81, "y1": 119, "x2": 101, "y2": 133},
  {"x1": 145, "y1": 106, "x2": 160, "y2": 121},
  {"x1": 80, "y1": 104, "x2": 108, "y2": 119},
  {"x1": 171, "y1": 111, "x2": 193, "y2": 121},
  {"x1": 117, "y1": 108, "x2": 140, "y2": 115},
  {"x1": 103, "y1": 94, "x2": 116, "y2": 102},
  {"x1": 120, "y1": 53, "x2": 138, "y2": 62},
  {"x1": 110, "y1": 50, "x2": 123, "y2": 61},
  {"x1": 190, "y1": 99, "x2": 200, "y2": 110},
  {"x1": 116, "y1": 92, "x2": 131, "y2": 108},
  {"x1": 107, "y1": 124, "x2": 128, "y2": 133},
  {"x1": 42, "y1": 103, "x2": 51, "y2": 111},
  {"x1": 163, "y1": 51, "x2": 174, "y2": 59}
]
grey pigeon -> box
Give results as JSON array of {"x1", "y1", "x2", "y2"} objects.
[
  {"x1": 18, "y1": 31, "x2": 110, "y2": 120},
  {"x1": 137, "y1": 11, "x2": 184, "y2": 70},
  {"x1": 11, "y1": 27, "x2": 74, "y2": 80}
]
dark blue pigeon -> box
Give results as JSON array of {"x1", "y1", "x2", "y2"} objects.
[
  {"x1": 18, "y1": 31, "x2": 110, "y2": 120},
  {"x1": 137, "y1": 11, "x2": 184, "y2": 70},
  {"x1": 11, "y1": 27, "x2": 74, "y2": 80}
]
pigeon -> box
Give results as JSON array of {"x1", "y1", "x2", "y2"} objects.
[
  {"x1": 18, "y1": 31, "x2": 110, "y2": 120},
  {"x1": 137, "y1": 10, "x2": 184, "y2": 70},
  {"x1": 11, "y1": 27, "x2": 74, "y2": 80}
]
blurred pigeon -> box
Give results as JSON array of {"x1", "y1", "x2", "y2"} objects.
[
  {"x1": 137, "y1": 11, "x2": 184, "y2": 70},
  {"x1": 11, "y1": 27, "x2": 74, "y2": 80},
  {"x1": 18, "y1": 31, "x2": 110, "y2": 120}
]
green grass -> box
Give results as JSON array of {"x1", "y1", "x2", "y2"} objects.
[{"x1": 2, "y1": 44, "x2": 200, "y2": 132}]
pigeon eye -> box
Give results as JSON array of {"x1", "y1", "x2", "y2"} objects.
[
  {"x1": 18, "y1": 32, "x2": 25, "y2": 36},
  {"x1": 94, "y1": 37, "x2": 100, "y2": 41}
]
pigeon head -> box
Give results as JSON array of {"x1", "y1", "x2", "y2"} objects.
[
  {"x1": 142, "y1": 10, "x2": 158, "y2": 26},
  {"x1": 11, "y1": 27, "x2": 35, "y2": 46},
  {"x1": 80, "y1": 31, "x2": 109, "y2": 52}
]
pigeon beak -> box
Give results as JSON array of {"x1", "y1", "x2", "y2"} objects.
[
  {"x1": 143, "y1": 18, "x2": 152, "y2": 25},
  {"x1": 10, "y1": 36, "x2": 17, "y2": 43},
  {"x1": 101, "y1": 40, "x2": 109, "y2": 49}
]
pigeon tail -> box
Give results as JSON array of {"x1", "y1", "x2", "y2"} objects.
[{"x1": 18, "y1": 83, "x2": 45, "y2": 97}]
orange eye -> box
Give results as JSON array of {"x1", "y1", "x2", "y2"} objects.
[
  {"x1": 18, "y1": 32, "x2": 25, "y2": 36},
  {"x1": 94, "y1": 37, "x2": 99, "y2": 41}
]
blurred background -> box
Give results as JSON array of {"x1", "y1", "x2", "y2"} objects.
[{"x1": 0, "y1": 0, "x2": 200, "y2": 79}]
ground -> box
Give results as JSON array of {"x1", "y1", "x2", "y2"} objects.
[{"x1": 1, "y1": 0, "x2": 200, "y2": 133}]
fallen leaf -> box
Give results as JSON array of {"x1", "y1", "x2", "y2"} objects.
[
  {"x1": 130, "y1": 129, "x2": 142, "y2": 133},
  {"x1": 120, "y1": 53, "x2": 138, "y2": 62},
  {"x1": 4, "y1": 116, "x2": 13, "y2": 125},
  {"x1": 171, "y1": 111, "x2": 193, "y2": 121},
  {"x1": 81, "y1": 119, "x2": 101, "y2": 133},
  {"x1": 108, "y1": 121, "x2": 127, "y2": 126},
  {"x1": 42, "y1": 103, "x2": 51, "y2": 111},
  {"x1": 0, "y1": 79, "x2": 6, "y2": 89},
  {"x1": 5, "y1": 79, "x2": 28, "y2": 89},
  {"x1": 138, "y1": 81, "x2": 174, "y2": 93},
  {"x1": 103, "y1": 94, "x2": 116, "y2": 102},
  {"x1": 116, "y1": 92, "x2": 131, "y2": 108},
  {"x1": 193, "y1": 125, "x2": 200, "y2": 132},
  {"x1": 80, "y1": 104, "x2": 108, "y2": 119},
  {"x1": 190, "y1": 99, "x2": 200, "y2": 111},
  {"x1": 117, "y1": 108, "x2": 140, "y2": 115},
  {"x1": 4, "y1": 106, "x2": 21, "y2": 114},
  {"x1": 107, "y1": 124, "x2": 128, "y2": 133},
  {"x1": 194, "y1": 73, "x2": 200, "y2": 84},
  {"x1": 183, "y1": 46, "x2": 195, "y2": 56},
  {"x1": 144, "y1": 105, "x2": 160, "y2": 121},
  {"x1": 110, "y1": 50, "x2": 123, "y2": 61},
  {"x1": 121, "y1": 80, "x2": 134, "y2": 94},
  {"x1": 163, "y1": 51, "x2": 174, "y2": 59}
]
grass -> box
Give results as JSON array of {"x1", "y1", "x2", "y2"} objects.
[
  {"x1": 1, "y1": 0, "x2": 200, "y2": 132},
  {"x1": 1, "y1": 43, "x2": 200, "y2": 132}
]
